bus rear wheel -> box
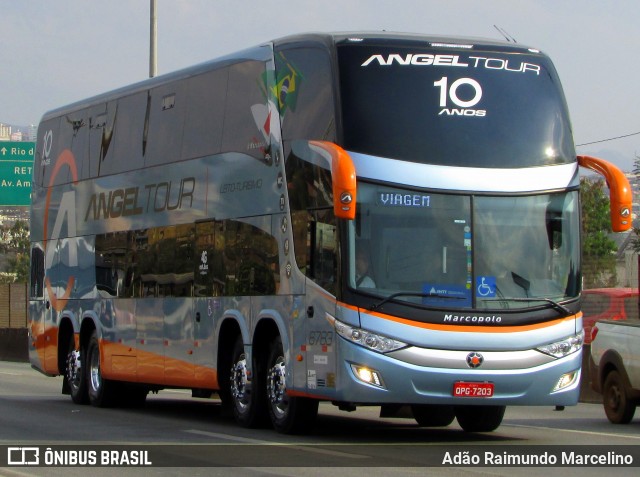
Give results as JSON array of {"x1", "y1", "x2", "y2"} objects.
[
  {"x1": 266, "y1": 336, "x2": 318, "y2": 434},
  {"x1": 454, "y1": 405, "x2": 505, "y2": 432},
  {"x1": 86, "y1": 330, "x2": 117, "y2": 407},
  {"x1": 229, "y1": 336, "x2": 266, "y2": 427},
  {"x1": 65, "y1": 339, "x2": 88, "y2": 404}
]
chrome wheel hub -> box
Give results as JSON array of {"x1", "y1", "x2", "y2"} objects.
[
  {"x1": 89, "y1": 347, "x2": 101, "y2": 392},
  {"x1": 230, "y1": 355, "x2": 249, "y2": 410},
  {"x1": 267, "y1": 356, "x2": 287, "y2": 418},
  {"x1": 66, "y1": 349, "x2": 81, "y2": 389}
]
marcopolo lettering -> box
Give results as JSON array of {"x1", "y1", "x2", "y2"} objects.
[
  {"x1": 444, "y1": 314, "x2": 502, "y2": 323},
  {"x1": 85, "y1": 177, "x2": 195, "y2": 221}
]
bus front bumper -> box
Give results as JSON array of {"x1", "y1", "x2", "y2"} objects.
[{"x1": 331, "y1": 340, "x2": 582, "y2": 407}]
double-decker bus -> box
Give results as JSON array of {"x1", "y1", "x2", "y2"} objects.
[{"x1": 29, "y1": 32, "x2": 632, "y2": 434}]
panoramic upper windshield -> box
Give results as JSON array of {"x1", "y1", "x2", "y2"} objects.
[
  {"x1": 347, "y1": 183, "x2": 580, "y2": 310},
  {"x1": 337, "y1": 42, "x2": 575, "y2": 167}
]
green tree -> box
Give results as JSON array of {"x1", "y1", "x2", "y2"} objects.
[
  {"x1": 630, "y1": 153, "x2": 640, "y2": 258},
  {"x1": 632, "y1": 152, "x2": 640, "y2": 177},
  {"x1": 580, "y1": 177, "x2": 618, "y2": 288},
  {"x1": 0, "y1": 220, "x2": 30, "y2": 284}
]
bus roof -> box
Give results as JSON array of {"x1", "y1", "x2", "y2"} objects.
[
  {"x1": 40, "y1": 44, "x2": 270, "y2": 122},
  {"x1": 274, "y1": 31, "x2": 539, "y2": 54},
  {"x1": 40, "y1": 31, "x2": 541, "y2": 124}
]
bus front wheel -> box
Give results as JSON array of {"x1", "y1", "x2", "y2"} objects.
[
  {"x1": 266, "y1": 336, "x2": 318, "y2": 434},
  {"x1": 454, "y1": 405, "x2": 505, "y2": 432},
  {"x1": 411, "y1": 404, "x2": 455, "y2": 427}
]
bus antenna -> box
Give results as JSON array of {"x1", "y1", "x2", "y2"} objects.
[{"x1": 493, "y1": 25, "x2": 517, "y2": 43}]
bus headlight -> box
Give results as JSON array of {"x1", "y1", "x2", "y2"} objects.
[
  {"x1": 536, "y1": 331, "x2": 584, "y2": 358},
  {"x1": 327, "y1": 314, "x2": 407, "y2": 353}
]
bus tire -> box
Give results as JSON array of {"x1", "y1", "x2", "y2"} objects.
[
  {"x1": 454, "y1": 405, "x2": 505, "y2": 432},
  {"x1": 86, "y1": 330, "x2": 117, "y2": 407},
  {"x1": 66, "y1": 339, "x2": 88, "y2": 404},
  {"x1": 603, "y1": 370, "x2": 636, "y2": 424},
  {"x1": 229, "y1": 336, "x2": 266, "y2": 428},
  {"x1": 411, "y1": 404, "x2": 455, "y2": 427},
  {"x1": 266, "y1": 336, "x2": 318, "y2": 434}
]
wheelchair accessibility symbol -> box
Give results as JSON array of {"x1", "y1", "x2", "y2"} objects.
[{"x1": 476, "y1": 276, "x2": 496, "y2": 297}]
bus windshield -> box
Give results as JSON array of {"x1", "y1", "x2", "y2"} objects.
[
  {"x1": 337, "y1": 42, "x2": 575, "y2": 168},
  {"x1": 347, "y1": 183, "x2": 580, "y2": 310}
]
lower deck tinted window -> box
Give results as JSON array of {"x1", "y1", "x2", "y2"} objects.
[{"x1": 96, "y1": 217, "x2": 279, "y2": 298}]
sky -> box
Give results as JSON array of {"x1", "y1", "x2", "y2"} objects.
[{"x1": 2, "y1": 0, "x2": 639, "y2": 170}]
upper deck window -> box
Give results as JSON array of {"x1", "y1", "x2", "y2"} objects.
[{"x1": 337, "y1": 43, "x2": 575, "y2": 168}]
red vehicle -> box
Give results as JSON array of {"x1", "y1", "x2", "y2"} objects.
[{"x1": 582, "y1": 288, "x2": 639, "y2": 344}]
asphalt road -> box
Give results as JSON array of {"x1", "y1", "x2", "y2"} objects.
[{"x1": 0, "y1": 360, "x2": 638, "y2": 476}]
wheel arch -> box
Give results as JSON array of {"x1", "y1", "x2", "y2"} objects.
[
  {"x1": 253, "y1": 311, "x2": 287, "y2": 367},
  {"x1": 56, "y1": 314, "x2": 76, "y2": 376},
  {"x1": 217, "y1": 316, "x2": 243, "y2": 381}
]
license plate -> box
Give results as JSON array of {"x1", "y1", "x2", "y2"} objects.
[{"x1": 453, "y1": 381, "x2": 494, "y2": 397}]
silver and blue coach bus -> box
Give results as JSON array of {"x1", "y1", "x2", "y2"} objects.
[{"x1": 29, "y1": 32, "x2": 632, "y2": 434}]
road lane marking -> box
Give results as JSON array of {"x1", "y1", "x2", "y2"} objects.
[
  {"x1": 185, "y1": 429, "x2": 268, "y2": 444},
  {"x1": 184, "y1": 429, "x2": 366, "y2": 459},
  {"x1": 506, "y1": 423, "x2": 640, "y2": 440}
]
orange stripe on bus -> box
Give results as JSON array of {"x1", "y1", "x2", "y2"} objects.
[
  {"x1": 100, "y1": 339, "x2": 219, "y2": 389},
  {"x1": 286, "y1": 389, "x2": 329, "y2": 400}
]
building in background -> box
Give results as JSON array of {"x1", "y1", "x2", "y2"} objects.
[
  {"x1": 0, "y1": 123, "x2": 11, "y2": 141},
  {"x1": 0, "y1": 123, "x2": 38, "y2": 142}
]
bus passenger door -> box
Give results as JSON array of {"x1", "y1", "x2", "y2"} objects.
[
  {"x1": 28, "y1": 244, "x2": 46, "y2": 370},
  {"x1": 42, "y1": 238, "x2": 62, "y2": 374},
  {"x1": 301, "y1": 212, "x2": 339, "y2": 395}
]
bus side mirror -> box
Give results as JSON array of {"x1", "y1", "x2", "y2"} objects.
[
  {"x1": 308, "y1": 141, "x2": 357, "y2": 220},
  {"x1": 578, "y1": 155, "x2": 632, "y2": 232}
]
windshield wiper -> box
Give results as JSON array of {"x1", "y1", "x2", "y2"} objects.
[
  {"x1": 483, "y1": 297, "x2": 572, "y2": 317},
  {"x1": 369, "y1": 292, "x2": 465, "y2": 311}
]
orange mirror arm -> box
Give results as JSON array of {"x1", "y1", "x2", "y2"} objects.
[
  {"x1": 309, "y1": 141, "x2": 357, "y2": 220},
  {"x1": 578, "y1": 155, "x2": 632, "y2": 232}
]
